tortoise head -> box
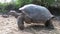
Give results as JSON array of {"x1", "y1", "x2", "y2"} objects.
[
  {"x1": 8, "y1": 10, "x2": 16, "y2": 15},
  {"x1": 2, "y1": 10, "x2": 17, "y2": 18},
  {"x1": 7, "y1": 10, "x2": 19, "y2": 18}
]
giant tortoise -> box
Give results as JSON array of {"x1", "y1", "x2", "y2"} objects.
[{"x1": 18, "y1": 4, "x2": 55, "y2": 30}]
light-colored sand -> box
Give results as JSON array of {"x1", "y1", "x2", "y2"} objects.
[{"x1": 0, "y1": 15, "x2": 60, "y2": 34}]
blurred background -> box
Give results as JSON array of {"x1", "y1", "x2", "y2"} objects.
[{"x1": 0, "y1": 0, "x2": 60, "y2": 16}]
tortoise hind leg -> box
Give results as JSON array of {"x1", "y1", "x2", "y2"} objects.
[{"x1": 45, "y1": 20, "x2": 54, "y2": 29}]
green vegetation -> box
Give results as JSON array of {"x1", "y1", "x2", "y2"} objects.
[{"x1": 0, "y1": 0, "x2": 60, "y2": 15}]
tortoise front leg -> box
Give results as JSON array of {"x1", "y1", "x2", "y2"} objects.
[{"x1": 17, "y1": 16, "x2": 24, "y2": 30}]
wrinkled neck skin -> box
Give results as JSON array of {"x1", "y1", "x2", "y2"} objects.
[{"x1": 7, "y1": 12, "x2": 21, "y2": 18}]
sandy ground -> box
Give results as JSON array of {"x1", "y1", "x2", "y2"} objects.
[{"x1": 0, "y1": 15, "x2": 60, "y2": 34}]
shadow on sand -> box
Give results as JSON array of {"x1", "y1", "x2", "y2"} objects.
[{"x1": 19, "y1": 25, "x2": 55, "y2": 33}]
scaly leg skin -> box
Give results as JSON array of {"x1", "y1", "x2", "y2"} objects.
[
  {"x1": 45, "y1": 20, "x2": 54, "y2": 29},
  {"x1": 17, "y1": 16, "x2": 24, "y2": 30}
]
